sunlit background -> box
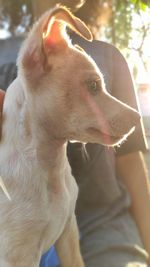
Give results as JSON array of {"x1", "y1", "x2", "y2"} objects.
[
  {"x1": 129, "y1": 9, "x2": 150, "y2": 83},
  {"x1": 0, "y1": 0, "x2": 150, "y2": 170}
]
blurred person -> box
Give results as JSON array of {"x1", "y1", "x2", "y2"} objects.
[{"x1": 0, "y1": 1, "x2": 150, "y2": 267}]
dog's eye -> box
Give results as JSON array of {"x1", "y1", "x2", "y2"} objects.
[{"x1": 87, "y1": 80, "x2": 99, "y2": 95}]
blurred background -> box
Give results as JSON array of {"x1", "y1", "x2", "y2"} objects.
[{"x1": 0, "y1": 0, "x2": 150, "y2": 171}]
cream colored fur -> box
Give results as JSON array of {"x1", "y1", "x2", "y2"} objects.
[{"x1": 0, "y1": 6, "x2": 140, "y2": 267}]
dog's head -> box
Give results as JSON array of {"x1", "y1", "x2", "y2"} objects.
[{"x1": 17, "y1": 5, "x2": 140, "y2": 146}]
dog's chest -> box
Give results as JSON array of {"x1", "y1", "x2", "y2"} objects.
[
  {"x1": 36, "y1": 170, "x2": 78, "y2": 252},
  {"x1": 0, "y1": 157, "x2": 78, "y2": 262}
]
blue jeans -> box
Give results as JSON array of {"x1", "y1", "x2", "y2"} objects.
[{"x1": 40, "y1": 246, "x2": 59, "y2": 267}]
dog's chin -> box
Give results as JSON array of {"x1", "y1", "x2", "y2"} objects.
[
  {"x1": 75, "y1": 126, "x2": 135, "y2": 147},
  {"x1": 69, "y1": 126, "x2": 135, "y2": 146},
  {"x1": 86, "y1": 127, "x2": 122, "y2": 146}
]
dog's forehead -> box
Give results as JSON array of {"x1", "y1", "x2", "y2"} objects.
[
  {"x1": 72, "y1": 46, "x2": 102, "y2": 76},
  {"x1": 45, "y1": 44, "x2": 100, "y2": 75}
]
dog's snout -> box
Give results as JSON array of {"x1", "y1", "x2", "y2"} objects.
[
  {"x1": 131, "y1": 110, "x2": 141, "y2": 126},
  {"x1": 109, "y1": 108, "x2": 140, "y2": 137},
  {"x1": 127, "y1": 108, "x2": 141, "y2": 127}
]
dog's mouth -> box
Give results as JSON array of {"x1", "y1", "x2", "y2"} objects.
[{"x1": 87, "y1": 127, "x2": 130, "y2": 146}]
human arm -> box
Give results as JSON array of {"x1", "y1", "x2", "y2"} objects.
[
  {"x1": 116, "y1": 151, "x2": 150, "y2": 266},
  {"x1": 0, "y1": 89, "x2": 5, "y2": 139},
  {"x1": 109, "y1": 44, "x2": 150, "y2": 264},
  {"x1": 0, "y1": 89, "x2": 5, "y2": 111}
]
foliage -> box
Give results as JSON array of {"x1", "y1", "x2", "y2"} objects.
[
  {"x1": 0, "y1": 0, "x2": 150, "y2": 73},
  {"x1": 105, "y1": 0, "x2": 150, "y2": 48},
  {"x1": 0, "y1": 0, "x2": 149, "y2": 82},
  {"x1": 105, "y1": 0, "x2": 133, "y2": 49},
  {"x1": 0, "y1": 0, "x2": 32, "y2": 35},
  {"x1": 0, "y1": 0, "x2": 149, "y2": 39}
]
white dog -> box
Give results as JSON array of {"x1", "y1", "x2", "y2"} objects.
[{"x1": 0, "y1": 5, "x2": 140, "y2": 267}]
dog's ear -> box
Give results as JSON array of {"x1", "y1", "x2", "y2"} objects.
[
  {"x1": 42, "y1": 5, "x2": 92, "y2": 56},
  {"x1": 43, "y1": 6, "x2": 92, "y2": 43},
  {"x1": 43, "y1": 6, "x2": 92, "y2": 46},
  {"x1": 19, "y1": 6, "x2": 92, "y2": 76}
]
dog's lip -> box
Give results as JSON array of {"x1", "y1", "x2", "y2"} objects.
[{"x1": 87, "y1": 127, "x2": 123, "y2": 143}]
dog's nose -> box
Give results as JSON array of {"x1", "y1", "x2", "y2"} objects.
[
  {"x1": 126, "y1": 108, "x2": 141, "y2": 129},
  {"x1": 130, "y1": 109, "x2": 141, "y2": 126},
  {"x1": 109, "y1": 108, "x2": 141, "y2": 137}
]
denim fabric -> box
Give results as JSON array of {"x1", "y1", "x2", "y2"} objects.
[{"x1": 40, "y1": 247, "x2": 59, "y2": 267}]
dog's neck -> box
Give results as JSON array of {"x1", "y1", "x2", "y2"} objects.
[
  {"x1": 25, "y1": 105, "x2": 67, "y2": 173},
  {"x1": 25, "y1": 113, "x2": 69, "y2": 187},
  {"x1": 33, "y1": 131, "x2": 68, "y2": 172},
  {"x1": 2, "y1": 78, "x2": 68, "y2": 175}
]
